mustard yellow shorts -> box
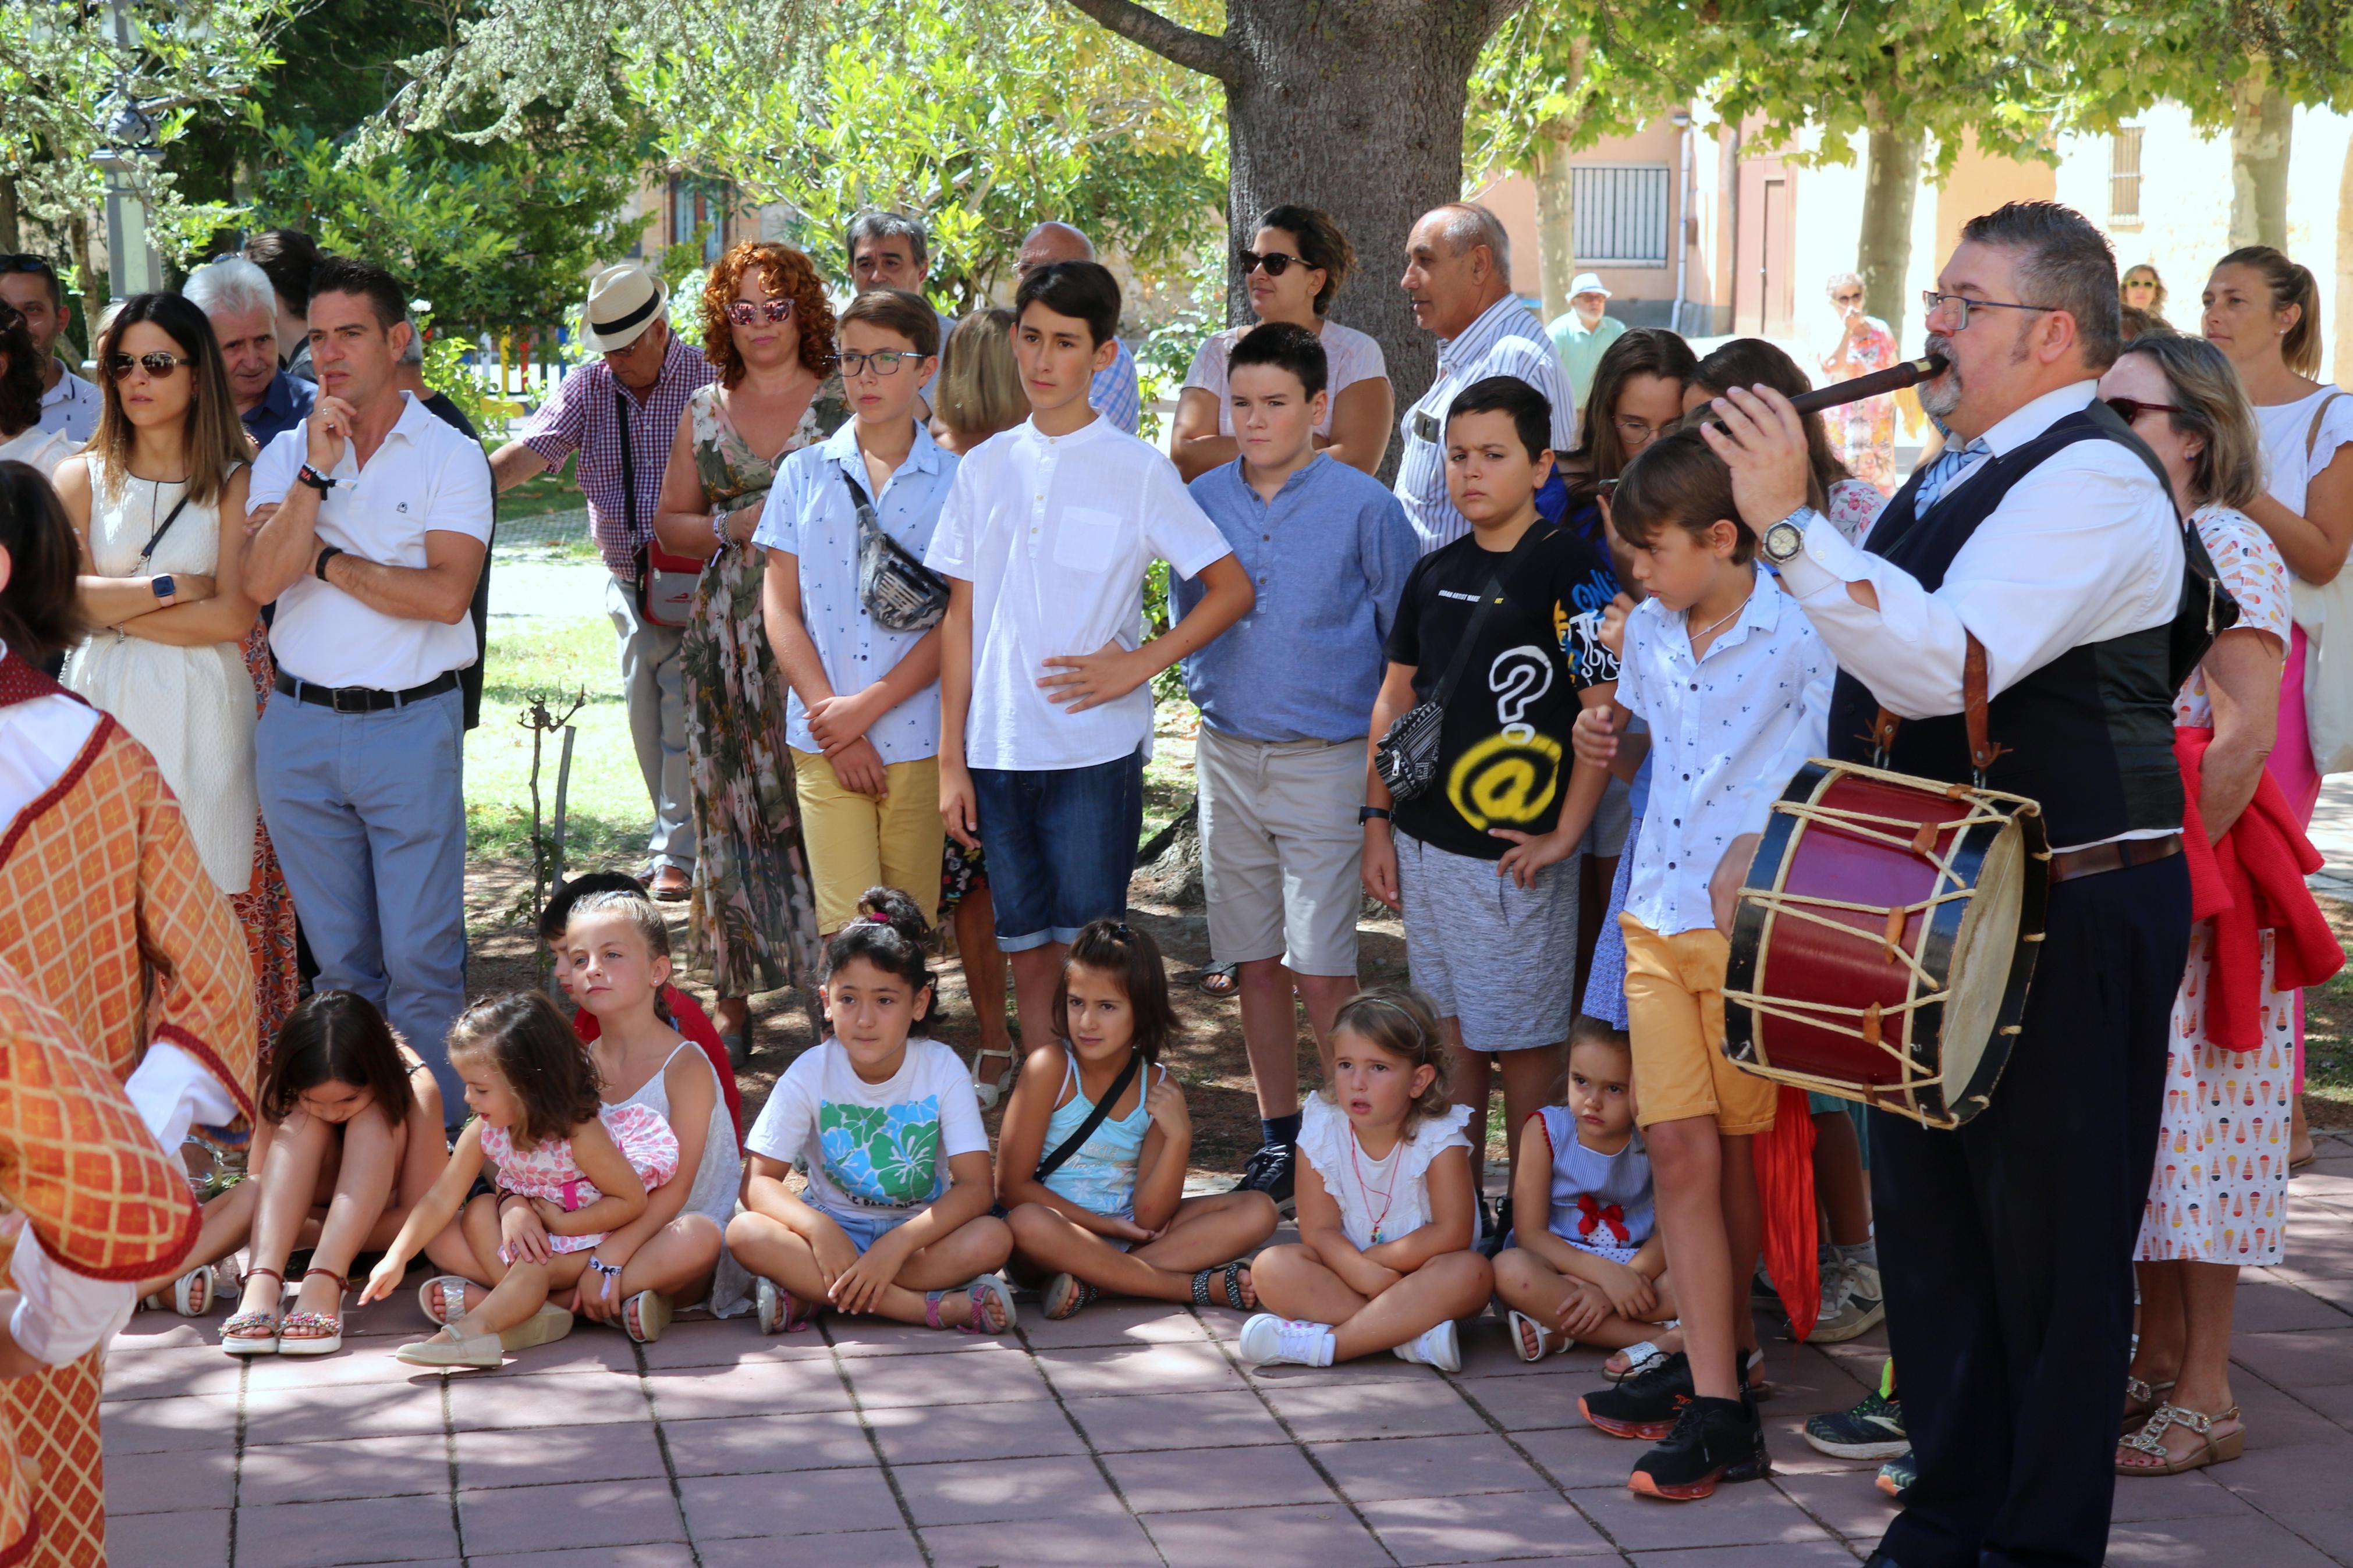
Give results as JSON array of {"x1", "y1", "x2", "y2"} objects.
[
  {"x1": 1619, "y1": 913, "x2": 1778, "y2": 1136},
  {"x1": 790, "y1": 748, "x2": 945, "y2": 933}
]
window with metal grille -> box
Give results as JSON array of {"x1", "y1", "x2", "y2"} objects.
[
  {"x1": 1572, "y1": 165, "x2": 1672, "y2": 266},
  {"x1": 2111, "y1": 129, "x2": 2144, "y2": 227}
]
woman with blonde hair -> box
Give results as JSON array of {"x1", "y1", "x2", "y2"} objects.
[
  {"x1": 2099, "y1": 330, "x2": 2329, "y2": 1475},
  {"x1": 54, "y1": 291, "x2": 300, "y2": 1082},
  {"x1": 2121, "y1": 262, "x2": 2169, "y2": 322},
  {"x1": 931, "y1": 307, "x2": 1028, "y2": 455},
  {"x1": 652, "y1": 242, "x2": 846, "y2": 1060}
]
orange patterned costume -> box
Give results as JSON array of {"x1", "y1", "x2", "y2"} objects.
[
  {"x1": 0, "y1": 651, "x2": 255, "y2": 1568},
  {"x1": 0, "y1": 962, "x2": 200, "y2": 1566}
]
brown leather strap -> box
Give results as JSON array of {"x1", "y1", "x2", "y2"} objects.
[
  {"x1": 2047, "y1": 832, "x2": 2181, "y2": 885},
  {"x1": 1872, "y1": 631, "x2": 2003, "y2": 775}
]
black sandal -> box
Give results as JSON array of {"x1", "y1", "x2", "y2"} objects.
[
  {"x1": 1042, "y1": 1273, "x2": 1101, "y2": 1321},
  {"x1": 1198, "y1": 962, "x2": 1238, "y2": 997},
  {"x1": 1191, "y1": 1261, "x2": 1250, "y2": 1311}
]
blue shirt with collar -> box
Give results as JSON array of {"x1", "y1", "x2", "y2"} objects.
[
  {"x1": 241, "y1": 369, "x2": 317, "y2": 451},
  {"x1": 755, "y1": 417, "x2": 959, "y2": 764},
  {"x1": 1175, "y1": 452, "x2": 1419, "y2": 744}
]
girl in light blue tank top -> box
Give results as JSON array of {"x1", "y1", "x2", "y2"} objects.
[{"x1": 996, "y1": 920, "x2": 1281, "y2": 1321}]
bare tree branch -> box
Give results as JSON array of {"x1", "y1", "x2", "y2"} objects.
[{"x1": 1057, "y1": 0, "x2": 1237, "y2": 83}]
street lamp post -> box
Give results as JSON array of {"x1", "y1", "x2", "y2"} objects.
[{"x1": 92, "y1": 0, "x2": 162, "y2": 301}]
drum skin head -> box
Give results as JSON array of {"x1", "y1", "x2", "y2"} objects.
[{"x1": 1723, "y1": 760, "x2": 2050, "y2": 1129}]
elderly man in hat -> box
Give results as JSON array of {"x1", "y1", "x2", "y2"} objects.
[
  {"x1": 1548, "y1": 271, "x2": 1626, "y2": 412},
  {"x1": 491, "y1": 264, "x2": 712, "y2": 899}
]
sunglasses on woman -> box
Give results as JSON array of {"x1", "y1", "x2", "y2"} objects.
[
  {"x1": 1238, "y1": 247, "x2": 1305, "y2": 278},
  {"x1": 723, "y1": 298, "x2": 794, "y2": 327},
  {"x1": 2106, "y1": 397, "x2": 2182, "y2": 424},
  {"x1": 107, "y1": 351, "x2": 190, "y2": 379}
]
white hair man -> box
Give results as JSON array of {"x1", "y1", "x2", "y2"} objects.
[
  {"x1": 1393, "y1": 202, "x2": 1576, "y2": 553},
  {"x1": 1015, "y1": 221, "x2": 1142, "y2": 435},
  {"x1": 184, "y1": 254, "x2": 317, "y2": 448}
]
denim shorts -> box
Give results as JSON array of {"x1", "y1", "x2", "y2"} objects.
[
  {"x1": 832, "y1": 1207, "x2": 915, "y2": 1254},
  {"x1": 970, "y1": 750, "x2": 1144, "y2": 951}
]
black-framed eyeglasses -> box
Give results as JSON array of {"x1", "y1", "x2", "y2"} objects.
[
  {"x1": 107, "y1": 351, "x2": 190, "y2": 379},
  {"x1": 1921, "y1": 290, "x2": 2059, "y2": 332},
  {"x1": 1239, "y1": 247, "x2": 1305, "y2": 278},
  {"x1": 835, "y1": 349, "x2": 928, "y2": 376},
  {"x1": 723, "y1": 298, "x2": 794, "y2": 327},
  {"x1": 2106, "y1": 397, "x2": 2184, "y2": 424}
]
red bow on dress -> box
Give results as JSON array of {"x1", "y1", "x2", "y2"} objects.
[{"x1": 1577, "y1": 1194, "x2": 1629, "y2": 1243}]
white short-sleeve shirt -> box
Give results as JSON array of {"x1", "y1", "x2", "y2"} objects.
[
  {"x1": 923, "y1": 414, "x2": 1233, "y2": 771},
  {"x1": 742, "y1": 1037, "x2": 989, "y2": 1224},
  {"x1": 249, "y1": 392, "x2": 495, "y2": 691},
  {"x1": 1183, "y1": 320, "x2": 1387, "y2": 438}
]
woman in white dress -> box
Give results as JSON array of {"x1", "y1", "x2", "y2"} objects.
[
  {"x1": 1170, "y1": 204, "x2": 1393, "y2": 482},
  {"x1": 0, "y1": 302, "x2": 72, "y2": 478},
  {"x1": 54, "y1": 293, "x2": 261, "y2": 897},
  {"x1": 2202, "y1": 246, "x2": 2353, "y2": 1171}
]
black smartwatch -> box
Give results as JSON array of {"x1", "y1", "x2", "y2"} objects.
[
  {"x1": 1358, "y1": 806, "x2": 1393, "y2": 825},
  {"x1": 297, "y1": 463, "x2": 336, "y2": 493},
  {"x1": 314, "y1": 545, "x2": 345, "y2": 583}
]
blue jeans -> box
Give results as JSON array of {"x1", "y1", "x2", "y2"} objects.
[
  {"x1": 257, "y1": 685, "x2": 469, "y2": 1113},
  {"x1": 970, "y1": 751, "x2": 1143, "y2": 951}
]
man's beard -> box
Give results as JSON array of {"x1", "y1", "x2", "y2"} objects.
[{"x1": 1919, "y1": 332, "x2": 1961, "y2": 418}]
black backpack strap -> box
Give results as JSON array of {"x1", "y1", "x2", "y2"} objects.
[{"x1": 1033, "y1": 1051, "x2": 1143, "y2": 1184}]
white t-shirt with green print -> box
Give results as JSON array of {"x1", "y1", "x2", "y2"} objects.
[{"x1": 745, "y1": 1037, "x2": 991, "y2": 1222}]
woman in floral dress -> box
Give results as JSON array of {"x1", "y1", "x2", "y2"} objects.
[
  {"x1": 1817, "y1": 271, "x2": 1899, "y2": 497},
  {"x1": 653, "y1": 243, "x2": 845, "y2": 1061}
]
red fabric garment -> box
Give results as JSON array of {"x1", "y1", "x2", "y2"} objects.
[
  {"x1": 1750, "y1": 1085, "x2": 1819, "y2": 1341},
  {"x1": 2174, "y1": 726, "x2": 2345, "y2": 1049},
  {"x1": 573, "y1": 984, "x2": 744, "y2": 1141}
]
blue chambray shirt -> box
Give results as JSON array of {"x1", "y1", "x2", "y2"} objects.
[
  {"x1": 755, "y1": 419, "x2": 959, "y2": 765},
  {"x1": 240, "y1": 369, "x2": 317, "y2": 452},
  {"x1": 1175, "y1": 453, "x2": 1419, "y2": 744}
]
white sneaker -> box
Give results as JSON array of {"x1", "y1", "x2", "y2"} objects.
[
  {"x1": 1238, "y1": 1313, "x2": 1335, "y2": 1368},
  {"x1": 1807, "y1": 1260, "x2": 1886, "y2": 1344},
  {"x1": 1391, "y1": 1320, "x2": 1461, "y2": 1373}
]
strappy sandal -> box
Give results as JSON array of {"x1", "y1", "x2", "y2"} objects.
[
  {"x1": 1190, "y1": 1261, "x2": 1251, "y2": 1312},
  {"x1": 279, "y1": 1267, "x2": 348, "y2": 1357},
  {"x1": 144, "y1": 1267, "x2": 212, "y2": 1317},
  {"x1": 220, "y1": 1267, "x2": 285, "y2": 1356},
  {"x1": 970, "y1": 1048, "x2": 1017, "y2": 1112},
  {"x1": 1508, "y1": 1309, "x2": 1573, "y2": 1363},
  {"x1": 1043, "y1": 1274, "x2": 1101, "y2": 1321},
  {"x1": 2121, "y1": 1375, "x2": 2177, "y2": 1432},
  {"x1": 927, "y1": 1273, "x2": 1017, "y2": 1334},
  {"x1": 756, "y1": 1277, "x2": 821, "y2": 1334},
  {"x1": 622, "y1": 1289, "x2": 672, "y2": 1345},
  {"x1": 2117, "y1": 1402, "x2": 2245, "y2": 1476},
  {"x1": 418, "y1": 1275, "x2": 473, "y2": 1327},
  {"x1": 1198, "y1": 962, "x2": 1238, "y2": 998},
  {"x1": 1605, "y1": 1326, "x2": 1674, "y2": 1383}
]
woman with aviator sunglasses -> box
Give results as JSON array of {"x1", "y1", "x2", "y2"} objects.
[
  {"x1": 651, "y1": 242, "x2": 847, "y2": 1063},
  {"x1": 52, "y1": 291, "x2": 301, "y2": 1093},
  {"x1": 1171, "y1": 205, "x2": 1393, "y2": 482}
]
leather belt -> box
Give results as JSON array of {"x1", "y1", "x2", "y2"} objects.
[
  {"x1": 2047, "y1": 832, "x2": 2182, "y2": 885},
  {"x1": 275, "y1": 669, "x2": 459, "y2": 714}
]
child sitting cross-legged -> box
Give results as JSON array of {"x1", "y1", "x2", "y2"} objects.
[
  {"x1": 1240, "y1": 987, "x2": 1493, "y2": 1372},
  {"x1": 1493, "y1": 1022, "x2": 1673, "y2": 1362},
  {"x1": 726, "y1": 887, "x2": 1017, "y2": 1335},
  {"x1": 999, "y1": 919, "x2": 1279, "y2": 1318},
  {"x1": 360, "y1": 993, "x2": 681, "y2": 1369}
]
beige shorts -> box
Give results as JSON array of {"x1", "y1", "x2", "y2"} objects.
[
  {"x1": 1620, "y1": 913, "x2": 1778, "y2": 1136},
  {"x1": 1196, "y1": 727, "x2": 1366, "y2": 977},
  {"x1": 790, "y1": 748, "x2": 945, "y2": 933}
]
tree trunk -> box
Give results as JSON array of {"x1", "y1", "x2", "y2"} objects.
[
  {"x1": 2336, "y1": 136, "x2": 2353, "y2": 385},
  {"x1": 0, "y1": 175, "x2": 17, "y2": 254},
  {"x1": 1858, "y1": 119, "x2": 1922, "y2": 347},
  {"x1": 70, "y1": 213, "x2": 99, "y2": 364},
  {"x1": 1532, "y1": 133, "x2": 1578, "y2": 326},
  {"x1": 2230, "y1": 58, "x2": 2292, "y2": 250}
]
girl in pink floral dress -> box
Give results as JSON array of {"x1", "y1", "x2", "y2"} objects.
[{"x1": 1818, "y1": 272, "x2": 1899, "y2": 497}]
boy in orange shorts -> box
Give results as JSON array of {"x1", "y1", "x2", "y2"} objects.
[{"x1": 1570, "y1": 429, "x2": 1830, "y2": 1500}]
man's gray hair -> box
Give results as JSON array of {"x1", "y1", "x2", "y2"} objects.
[
  {"x1": 1434, "y1": 204, "x2": 1510, "y2": 286},
  {"x1": 182, "y1": 255, "x2": 278, "y2": 322},
  {"x1": 1022, "y1": 221, "x2": 1095, "y2": 259},
  {"x1": 847, "y1": 210, "x2": 929, "y2": 268},
  {"x1": 398, "y1": 312, "x2": 424, "y2": 365},
  {"x1": 1957, "y1": 201, "x2": 2121, "y2": 371}
]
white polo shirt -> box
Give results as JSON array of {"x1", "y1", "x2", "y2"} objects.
[
  {"x1": 36, "y1": 361, "x2": 101, "y2": 442},
  {"x1": 924, "y1": 414, "x2": 1231, "y2": 771},
  {"x1": 250, "y1": 392, "x2": 494, "y2": 692}
]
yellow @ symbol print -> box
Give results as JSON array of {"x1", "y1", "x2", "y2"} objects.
[{"x1": 1447, "y1": 730, "x2": 1562, "y2": 829}]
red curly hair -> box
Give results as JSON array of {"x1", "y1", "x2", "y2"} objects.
[{"x1": 700, "y1": 241, "x2": 837, "y2": 389}]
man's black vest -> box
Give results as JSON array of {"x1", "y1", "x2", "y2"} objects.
[{"x1": 1825, "y1": 408, "x2": 2192, "y2": 848}]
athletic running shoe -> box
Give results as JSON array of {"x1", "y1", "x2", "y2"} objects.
[
  {"x1": 1877, "y1": 1449, "x2": 1918, "y2": 1499},
  {"x1": 1803, "y1": 1388, "x2": 1908, "y2": 1459},
  {"x1": 1805, "y1": 1260, "x2": 1886, "y2": 1344},
  {"x1": 1582, "y1": 1350, "x2": 1695, "y2": 1440},
  {"x1": 1231, "y1": 1143, "x2": 1296, "y2": 1215},
  {"x1": 1238, "y1": 1313, "x2": 1333, "y2": 1368},
  {"x1": 1627, "y1": 1394, "x2": 1772, "y2": 1501}
]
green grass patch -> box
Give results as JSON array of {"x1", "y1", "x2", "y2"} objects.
[
  {"x1": 465, "y1": 614, "x2": 642, "y2": 870},
  {"x1": 496, "y1": 449, "x2": 587, "y2": 520}
]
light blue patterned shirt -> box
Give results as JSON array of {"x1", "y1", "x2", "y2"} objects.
[
  {"x1": 1091, "y1": 338, "x2": 1142, "y2": 436},
  {"x1": 1393, "y1": 294, "x2": 1577, "y2": 554}
]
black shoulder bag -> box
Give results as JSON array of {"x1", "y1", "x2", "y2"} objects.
[
  {"x1": 843, "y1": 470, "x2": 950, "y2": 632},
  {"x1": 1032, "y1": 1051, "x2": 1144, "y2": 1183},
  {"x1": 1375, "y1": 524, "x2": 1548, "y2": 802}
]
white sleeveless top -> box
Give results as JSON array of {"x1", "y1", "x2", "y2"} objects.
[
  {"x1": 2253, "y1": 385, "x2": 2353, "y2": 517},
  {"x1": 612, "y1": 1039, "x2": 749, "y2": 1315},
  {"x1": 61, "y1": 461, "x2": 257, "y2": 894}
]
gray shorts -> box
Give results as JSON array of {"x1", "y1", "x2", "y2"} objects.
[{"x1": 1394, "y1": 830, "x2": 1581, "y2": 1051}]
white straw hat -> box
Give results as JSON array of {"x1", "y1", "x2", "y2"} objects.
[
  {"x1": 1569, "y1": 272, "x2": 1611, "y2": 299},
  {"x1": 581, "y1": 264, "x2": 669, "y2": 353}
]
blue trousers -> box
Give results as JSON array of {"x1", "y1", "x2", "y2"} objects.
[{"x1": 258, "y1": 686, "x2": 470, "y2": 1114}]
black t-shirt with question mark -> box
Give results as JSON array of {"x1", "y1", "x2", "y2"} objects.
[{"x1": 1383, "y1": 522, "x2": 1617, "y2": 861}]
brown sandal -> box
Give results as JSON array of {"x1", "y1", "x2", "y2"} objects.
[{"x1": 2116, "y1": 1402, "x2": 2244, "y2": 1476}]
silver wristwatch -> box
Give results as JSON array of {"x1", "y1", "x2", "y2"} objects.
[{"x1": 1760, "y1": 511, "x2": 1808, "y2": 567}]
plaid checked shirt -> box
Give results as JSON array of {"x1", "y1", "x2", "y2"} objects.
[
  {"x1": 523, "y1": 333, "x2": 715, "y2": 572},
  {"x1": 1091, "y1": 337, "x2": 1143, "y2": 436}
]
